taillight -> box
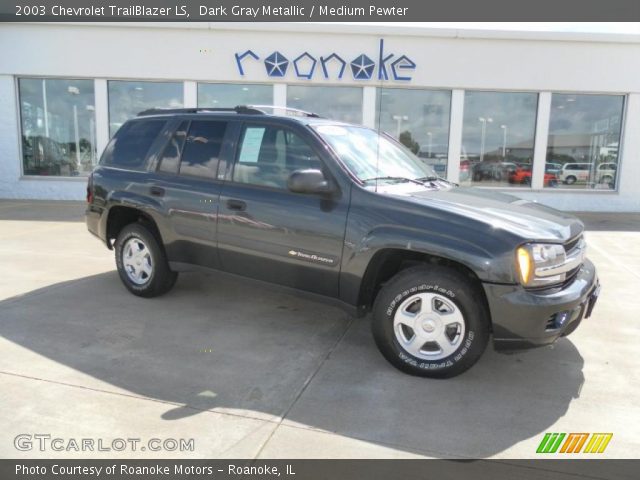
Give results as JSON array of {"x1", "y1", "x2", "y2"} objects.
[{"x1": 86, "y1": 173, "x2": 94, "y2": 204}]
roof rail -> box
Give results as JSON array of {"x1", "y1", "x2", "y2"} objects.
[
  {"x1": 245, "y1": 105, "x2": 321, "y2": 118},
  {"x1": 136, "y1": 105, "x2": 321, "y2": 118},
  {"x1": 137, "y1": 106, "x2": 265, "y2": 117}
]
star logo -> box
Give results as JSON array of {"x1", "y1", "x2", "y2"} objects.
[
  {"x1": 264, "y1": 51, "x2": 289, "y2": 77},
  {"x1": 350, "y1": 54, "x2": 375, "y2": 80}
]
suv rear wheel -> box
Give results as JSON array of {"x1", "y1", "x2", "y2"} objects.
[
  {"x1": 115, "y1": 223, "x2": 178, "y2": 297},
  {"x1": 371, "y1": 266, "x2": 489, "y2": 378},
  {"x1": 565, "y1": 175, "x2": 577, "y2": 185}
]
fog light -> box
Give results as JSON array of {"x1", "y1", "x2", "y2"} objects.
[{"x1": 555, "y1": 311, "x2": 570, "y2": 328}]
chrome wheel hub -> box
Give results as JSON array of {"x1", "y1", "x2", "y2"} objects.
[
  {"x1": 393, "y1": 293, "x2": 466, "y2": 361},
  {"x1": 122, "y1": 237, "x2": 153, "y2": 285}
]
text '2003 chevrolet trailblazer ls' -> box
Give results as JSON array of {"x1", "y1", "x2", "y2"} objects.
[{"x1": 86, "y1": 106, "x2": 600, "y2": 378}]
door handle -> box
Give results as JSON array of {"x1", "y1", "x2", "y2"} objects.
[
  {"x1": 150, "y1": 186, "x2": 165, "y2": 197},
  {"x1": 226, "y1": 199, "x2": 247, "y2": 212}
]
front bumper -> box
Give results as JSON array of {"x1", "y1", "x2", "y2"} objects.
[{"x1": 484, "y1": 258, "x2": 599, "y2": 350}]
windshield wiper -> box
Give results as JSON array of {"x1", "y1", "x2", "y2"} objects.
[
  {"x1": 416, "y1": 176, "x2": 459, "y2": 187},
  {"x1": 361, "y1": 176, "x2": 433, "y2": 186}
]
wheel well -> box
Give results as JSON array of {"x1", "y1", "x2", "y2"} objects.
[
  {"x1": 106, "y1": 206, "x2": 162, "y2": 249},
  {"x1": 359, "y1": 249, "x2": 491, "y2": 328}
]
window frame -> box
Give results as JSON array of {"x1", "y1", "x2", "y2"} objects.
[
  {"x1": 543, "y1": 92, "x2": 627, "y2": 192},
  {"x1": 459, "y1": 89, "x2": 540, "y2": 190},
  {"x1": 16, "y1": 75, "x2": 98, "y2": 179}
]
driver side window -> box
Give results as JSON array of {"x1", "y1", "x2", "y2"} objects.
[{"x1": 232, "y1": 125, "x2": 321, "y2": 189}]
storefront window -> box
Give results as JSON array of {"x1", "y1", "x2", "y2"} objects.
[
  {"x1": 108, "y1": 81, "x2": 182, "y2": 137},
  {"x1": 19, "y1": 78, "x2": 97, "y2": 177},
  {"x1": 547, "y1": 94, "x2": 624, "y2": 190},
  {"x1": 461, "y1": 91, "x2": 538, "y2": 187},
  {"x1": 198, "y1": 83, "x2": 272, "y2": 108},
  {"x1": 287, "y1": 85, "x2": 363, "y2": 123},
  {"x1": 376, "y1": 88, "x2": 451, "y2": 177}
]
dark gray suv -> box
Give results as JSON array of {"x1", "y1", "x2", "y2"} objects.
[{"x1": 86, "y1": 106, "x2": 600, "y2": 378}]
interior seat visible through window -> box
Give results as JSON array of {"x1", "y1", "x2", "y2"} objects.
[{"x1": 233, "y1": 126, "x2": 322, "y2": 189}]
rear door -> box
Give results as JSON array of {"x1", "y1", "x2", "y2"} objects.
[
  {"x1": 217, "y1": 121, "x2": 350, "y2": 297},
  {"x1": 148, "y1": 118, "x2": 238, "y2": 269}
]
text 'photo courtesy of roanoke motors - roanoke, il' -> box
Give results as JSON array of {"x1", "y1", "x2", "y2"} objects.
[{"x1": 0, "y1": 1, "x2": 639, "y2": 479}]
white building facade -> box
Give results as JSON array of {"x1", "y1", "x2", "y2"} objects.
[{"x1": 1, "y1": 22, "x2": 639, "y2": 211}]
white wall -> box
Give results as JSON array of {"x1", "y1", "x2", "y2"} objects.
[{"x1": 1, "y1": 23, "x2": 640, "y2": 209}]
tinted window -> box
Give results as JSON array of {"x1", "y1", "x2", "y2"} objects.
[
  {"x1": 157, "y1": 121, "x2": 189, "y2": 175},
  {"x1": 233, "y1": 126, "x2": 321, "y2": 189},
  {"x1": 101, "y1": 120, "x2": 166, "y2": 170},
  {"x1": 179, "y1": 121, "x2": 227, "y2": 179}
]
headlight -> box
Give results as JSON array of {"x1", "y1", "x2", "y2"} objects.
[{"x1": 516, "y1": 243, "x2": 568, "y2": 287}]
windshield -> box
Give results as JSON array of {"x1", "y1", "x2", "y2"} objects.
[{"x1": 313, "y1": 125, "x2": 437, "y2": 185}]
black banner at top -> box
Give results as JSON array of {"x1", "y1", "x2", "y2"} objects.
[{"x1": 1, "y1": 0, "x2": 640, "y2": 22}]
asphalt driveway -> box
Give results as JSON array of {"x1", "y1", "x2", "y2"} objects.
[{"x1": 0, "y1": 200, "x2": 638, "y2": 458}]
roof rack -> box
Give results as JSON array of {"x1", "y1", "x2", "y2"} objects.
[
  {"x1": 245, "y1": 105, "x2": 321, "y2": 118},
  {"x1": 137, "y1": 105, "x2": 321, "y2": 118},
  {"x1": 137, "y1": 106, "x2": 265, "y2": 117}
]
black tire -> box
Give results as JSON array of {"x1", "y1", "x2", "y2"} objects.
[
  {"x1": 371, "y1": 265, "x2": 490, "y2": 378},
  {"x1": 114, "y1": 222, "x2": 178, "y2": 298},
  {"x1": 565, "y1": 175, "x2": 577, "y2": 185}
]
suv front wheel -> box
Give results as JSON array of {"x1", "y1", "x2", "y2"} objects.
[
  {"x1": 372, "y1": 266, "x2": 489, "y2": 378},
  {"x1": 115, "y1": 223, "x2": 178, "y2": 298}
]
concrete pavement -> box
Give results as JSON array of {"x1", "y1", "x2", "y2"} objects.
[{"x1": 0, "y1": 200, "x2": 638, "y2": 458}]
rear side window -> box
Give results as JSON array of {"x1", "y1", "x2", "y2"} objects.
[
  {"x1": 101, "y1": 120, "x2": 166, "y2": 170},
  {"x1": 157, "y1": 121, "x2": 189, "y2": 175},
  {"x1": 179, "y1": 121, "x2": 227, "y2": 180}
]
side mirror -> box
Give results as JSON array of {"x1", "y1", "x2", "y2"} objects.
[{"x1": 287, "y1": 169, "x2": 334, "y2": 194}]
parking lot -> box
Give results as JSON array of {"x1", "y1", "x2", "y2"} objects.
[{"x1": 0, "y1": 200, "x2": 639, "y2": 459}]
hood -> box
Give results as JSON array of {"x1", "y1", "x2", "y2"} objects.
[{"x1": 384, "y1": 185, "x2": 583, "y2": 242}]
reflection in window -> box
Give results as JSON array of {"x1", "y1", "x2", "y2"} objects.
[
  {"x1": 158, "y1": 121, "x2": 189, "y2": 175},
  {"x1": 461, "y1": 91, "x2": 538, "y2": 187},
  {"x1": 233, "y1": 126, "x2": 321, "y2": 189},
  {"x1": 108, "y1": 81, "x2": 183, "y2": 137},
  {"x1": 547, "y1": 94, "x2": 624, "y2": 190},
  {"x1": 198, "y1": 83, "x2": 272, "y2": 108},
  {"x1": 19, "y1": 78, "x2": 96, "y2": 177},
  {"x1": 179, "y1": 121, "x2": 227, "y2": 179},
  {"x1": 287, "y1": 86, "x2": 363, "y2": 123},
  {"x1": 376, "y1": 88, "x2": 451, "y2": 177},
  {"x1": 101, "y1": 119, "x2": 166, "y2": 171}
]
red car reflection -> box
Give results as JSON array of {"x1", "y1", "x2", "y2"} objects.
[{"x1": 509, "y1": 166, "x2": 557, "y2": 186}]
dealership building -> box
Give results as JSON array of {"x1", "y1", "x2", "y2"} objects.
[{"x1": 1, "y1": 22, "x2": 639, "y2": 211}]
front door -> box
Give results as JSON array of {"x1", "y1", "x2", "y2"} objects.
[{"x1": 217, "y1": 122, "x2": 349, "y2": 297}]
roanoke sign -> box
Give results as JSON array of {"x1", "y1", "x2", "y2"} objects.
[{"x1": 234, "y1": 39, "x2": 416, "y2": 82}]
